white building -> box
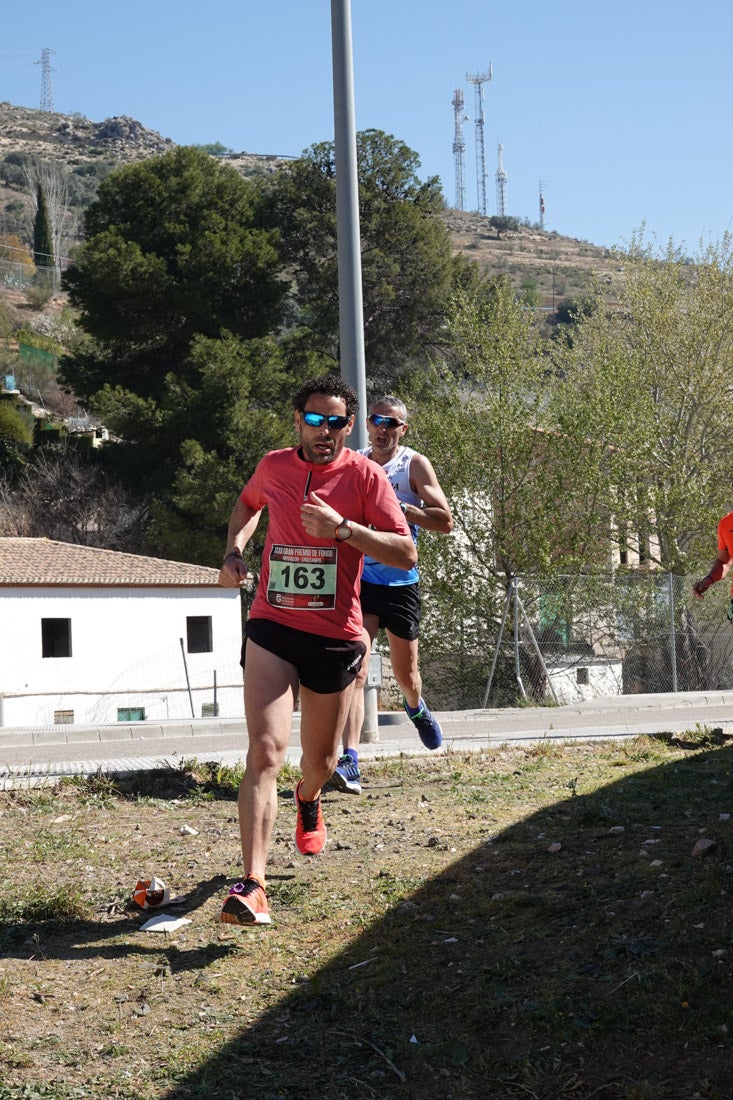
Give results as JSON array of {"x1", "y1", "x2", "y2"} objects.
[{"x1": 0, "y1": 538, "x2": 245, "y2": 729}]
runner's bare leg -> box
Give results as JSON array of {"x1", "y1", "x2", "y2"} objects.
[{"x1": 239, "y1": 641, "x2": 299, "y2": 882}]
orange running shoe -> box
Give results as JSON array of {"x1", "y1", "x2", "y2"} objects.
[
  {"x1": 294, "y1": 780, "x2": 327, "y2": 855},
  {"x1": 220, "y1": 877, "x2": 271, "y2": 925}
]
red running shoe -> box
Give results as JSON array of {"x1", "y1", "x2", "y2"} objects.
[
  {"x1": 220, "y1": 877, "x2": 271, "y2": 925},
  {"x1": 294, "y1": 780, "x2": 327, "y2": 855}
]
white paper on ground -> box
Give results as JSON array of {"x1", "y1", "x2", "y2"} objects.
[{"x1": 140, "y1": 913, "x2": 192, "y2": 932}]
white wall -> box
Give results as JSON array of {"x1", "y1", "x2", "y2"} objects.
[
  {"x1": 546, "y1": 657, "x2": 623, "y2": 705},
  {"x1": 0, "y1": 586, "x2": 244, "y2": 728}
]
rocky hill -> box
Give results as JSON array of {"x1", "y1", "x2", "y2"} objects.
[
  {"x1": 0, "y1": 101, "x2": 173, "y2": 164},
  {"x1": 441, "y1": 208, "x2": 622, "y2": 311},
  {"x1": 0, "y1": 100, "x2": 621, "y2": 312}
]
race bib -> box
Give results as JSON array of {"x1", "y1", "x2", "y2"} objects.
[{"x1": 267, "y1": 544, "x2": 337, "y2": 610}]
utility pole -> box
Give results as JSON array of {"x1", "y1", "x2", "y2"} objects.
[
  {"x1": 466, "y1": 65, "x2": 492, "y2": 215},
  {"x1": 451, "y1": 88, "x2": 467, "y2": 211},
  {"x1": 330, "y1": 0, "x2": 367, "y2": 449},
  {"x1": 36, "y1": 48, "x2": 55, "y2": 113}
]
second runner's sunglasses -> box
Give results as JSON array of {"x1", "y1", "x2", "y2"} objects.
[
  {"x1": 302, "y1": 411, "x2": 351, "y2": 429},
  {"x1": 368, "y1": 414, "x2": 406, "y2": 428}
]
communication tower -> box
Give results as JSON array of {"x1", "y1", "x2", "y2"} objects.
[
  {"x1": 539, "y1": 180, "x2": 546, "y2": 230},
  {"x1": 35, "y1": 48, "x2": 55, "y2": 112},
  {"x1": 496, "y1": 143, "x2": 507, "y2": 217},
  {"x1": 451, "y1": 88, "x2": 468, "y2": 211},
  {"x1": 466, "y1": 65, "x2": 492, "y2": 215}
]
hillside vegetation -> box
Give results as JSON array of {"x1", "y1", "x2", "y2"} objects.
[{"x1": 0, "y1": 100, "x2": 620, "y2": 312}]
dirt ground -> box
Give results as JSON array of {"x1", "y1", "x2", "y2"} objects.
[{"x1": 1, "y1": 739, "x2": 732, "y2": 1099}]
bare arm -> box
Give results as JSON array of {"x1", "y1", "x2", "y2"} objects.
[
  {"x1": 218, "y1": 495, "x2": 263, "y2": 587},
  {"x1": 301, "y1": 491, "x2": 417, "y2": 571},
  {"x1": 406, "y1": 453, "x2": 453, "y2": 534},
  {"x1": 693, "y1": 548, "x2": 732, "y2": 598}
]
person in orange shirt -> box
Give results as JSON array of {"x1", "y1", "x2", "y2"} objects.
[
  {"x1": 693, "y1": 510, "x2": 733, "y2": 618},
  {"x1": 217, "y1": 374, "x2": 416, "y2": 926}
]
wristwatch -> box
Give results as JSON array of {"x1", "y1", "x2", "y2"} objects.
[{"x1": 335, "y1": 519, "x2": 353, "y2": 541}]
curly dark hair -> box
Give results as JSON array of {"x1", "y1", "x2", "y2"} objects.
[{"x1": 292, "y1": 373, "x2": 359, "y2": 417}]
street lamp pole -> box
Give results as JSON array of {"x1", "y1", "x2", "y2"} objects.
[{"x1": 330, "y1": 0, "x2": 367, "y2": 449}]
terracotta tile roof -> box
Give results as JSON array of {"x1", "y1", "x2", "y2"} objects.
[{"x1": 0, "y1": 538, "x2": 222, "y2": 588}]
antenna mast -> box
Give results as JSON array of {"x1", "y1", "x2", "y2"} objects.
[
  {"x1": 496, "y1": 143, "x2": 507, "y2": 217},
  {"x1": 539, "y1": 180, "x2": 546, "y2": 230},
  {"x1": 35, "y1": 48, "x2": 55, "y2": 112},
  {"x1": 451, "y1": 88, "x2": 468, "y2": 211},
  {"x1": 466, "y1": 65, "x2": 492, "y2": 215}
]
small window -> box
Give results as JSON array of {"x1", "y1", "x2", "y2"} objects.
[
  {"x1": 576, "y1": 667, "x2": 589, "y2": 686},
  {"x1": 117, "y1": 707, "x2": 145, "y2": 722},
  {"x1": 187, "y1": 616, "x2": 213, "y2": 653},
  {"x1": 42, "y1": 618, "x2": 72, "y2": 658},
  {"x1": 54, "y1": 710, "x2": 74, "y2": 725}
]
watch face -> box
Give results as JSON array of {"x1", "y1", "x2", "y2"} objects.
[{"x1": 336, "y1": 522, "x2": 352, "y2": 541}]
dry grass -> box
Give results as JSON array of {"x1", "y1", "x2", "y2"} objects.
[{"x1": 0, "y1": 735, "x2": 731, "y2": 1099}]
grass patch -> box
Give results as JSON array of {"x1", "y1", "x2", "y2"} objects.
[{"x1": 0, "y1": 736, "x2": 731, "y2": 1098}]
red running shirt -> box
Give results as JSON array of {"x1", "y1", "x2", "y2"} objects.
[
  {"x1": 241, "y1": 446, "x2": 409, "y2": 640},
  {"x1": 717, "y1": 511, "x2": 733, "y2": 593}
]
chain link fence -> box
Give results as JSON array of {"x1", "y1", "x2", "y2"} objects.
[
  {"x1": 0, "y1": 256, "x2": 60, "y2": 290},
  {"x1": 381, "y1": 572, "x2": 733, "y2": 712}
]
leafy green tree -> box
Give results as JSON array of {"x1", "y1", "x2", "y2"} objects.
[
  {"x1": 552, "y1": 292, "x2": 601, "y2": 346},
  {"x1": 59, "y1": 146, "x2": 292, "y2": 561},
  {"x1": 413, "y1": 279, "x2": 604, "y2": 582},
  {"x1": 0, "y1": 400, "x2": 34, "y2": 478},
  {"x1": 78, "y1": 330, "x2": 296, "y2": 563},
  {"x1": 519, "y1": 276, "x2": 541, "y2": 308},
  {"x1": 397, "y1": 279, "x2": 611, "y2": 704},
  {"x1": 263, "y1": 129, "x2": 464, "y2": 388},
  {"x1": 192, "y1": 142, "x2": 234, "y2": 157},
  {"x1": 551, "y1": 233, "x2": 733, "y2": 574},
  {"x1": 488, "y1": 215, "x2": 520, "y2": 236},
  {"x1": 121, "y1": 332, "x2": 297, "y2": 560},
  {"x1": 61, "y1": 146, "x2": 286, "y2": 404}
]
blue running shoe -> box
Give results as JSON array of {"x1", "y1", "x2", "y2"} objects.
[
  {"x1": 404, "y1": 697, "x2": 443, "y2": 750},
  {"x1": 331, "y1": 754, "x2": 362, "y2": 795}
]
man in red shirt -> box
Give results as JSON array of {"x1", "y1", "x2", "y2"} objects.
[
  {"x1": 693, "y1": 510, "x2": 733, "y2": 615},
  {"x1": 218, "y1": 374, "x2": 416, "y2": 925}
]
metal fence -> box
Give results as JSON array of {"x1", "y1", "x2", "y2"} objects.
[
  {"x1": 0, "y1": 256, "x2": 61, "y2": 290},
  {"x1": 404, "y1": 572, "x2": 733, "y2": 712}
]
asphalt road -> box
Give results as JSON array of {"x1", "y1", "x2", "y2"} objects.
[{"x1": 2, "y1": 690, "x2": 733, "y2": 786}]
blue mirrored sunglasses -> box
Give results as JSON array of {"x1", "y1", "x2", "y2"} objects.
[
  {"x1": 369, "y1": 414, "x2": 405, "y2": 428},
  {"x1": 302, "y1": 411, "x2": 351, "y2": 429}
]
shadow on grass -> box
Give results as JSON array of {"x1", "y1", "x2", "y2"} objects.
[
  {"x1": 0, "y1": 874, "x2": 234, "y2": 973},
  {"x1": 159, "y1": 743, "x2": 733, "y2": 1100}
]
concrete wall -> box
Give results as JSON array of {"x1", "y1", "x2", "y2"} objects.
[
  {"x1": 0, "y1": 586, "x2": 244, "y2": 728},
  {"x1": 546, "y1": 656, "x2": 623, "y2": 705}
]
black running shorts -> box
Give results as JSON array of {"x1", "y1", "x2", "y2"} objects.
[
  {"x1": 359, "y1": 579, "x2": 421, "y2": 641},
  {"x1": 242, "y1": 617, "x2": 366, "y2": 694}
]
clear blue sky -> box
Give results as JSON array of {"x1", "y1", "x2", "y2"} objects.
[{"x1": 1, "y1": 1, "x2": 731, "y2": 252}]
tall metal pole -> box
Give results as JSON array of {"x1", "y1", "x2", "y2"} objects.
[
  {"x1": 467, "y1": 66, "x2": 492, "y2": 216},
  {"x1": 668, "y1": 573, "x2": 678, "y2": 692},
  {"x1": 330, "y1": 0, "x2": 368, "y2": 449}
]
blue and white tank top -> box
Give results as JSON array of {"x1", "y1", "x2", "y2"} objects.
[{"x1": 360, "y1": 445, "x2": 420, "y2": 586}]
